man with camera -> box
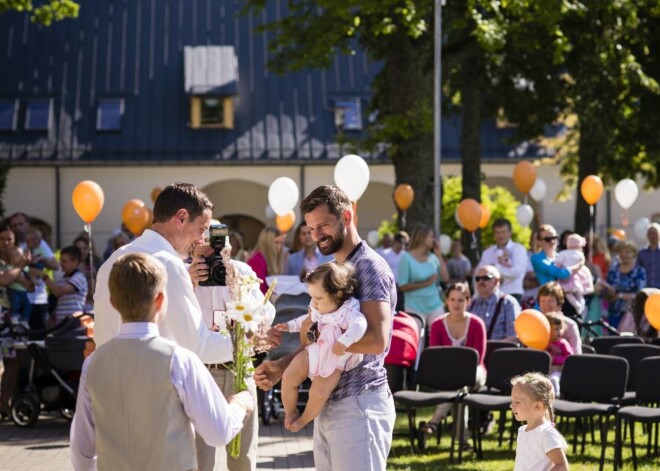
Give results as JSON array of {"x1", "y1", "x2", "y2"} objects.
[{"x1": 188, "y1": 222, "x2": 276, "y2": 471}]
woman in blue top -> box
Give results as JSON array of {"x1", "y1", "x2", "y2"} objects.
[
  {"x1": 397, "y1": 226, "x2": 449, "y2": 325},
  {"x1": 531, "y1": 224, "x2": 581, "y2": 286}
]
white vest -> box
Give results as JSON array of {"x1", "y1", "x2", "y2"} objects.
[{"x1": 86, "y1": 336, "x2": 196, "y2": 471}]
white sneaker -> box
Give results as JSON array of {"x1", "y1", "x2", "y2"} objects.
[
  {"x1": 19, "y1": 321, "x2": 30, "y2": 331},
  {"x1": 9, "y1": 316, "x2": 19, "y2": 325}
]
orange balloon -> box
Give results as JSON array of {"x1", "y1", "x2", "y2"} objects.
[
  {"x1": 275, "y1": 211, "x2": 296, "y2": 233},
  {"x1": 512, "y1": 161, "x2": 537, "y2": 194},
  {"x1": 151, "y1": 187, "x2": 162, "y2": 203},
  {"x1": 515, "y1": 309, "x2": 551, "y2": 350},
  {"x1": 580, "y1": 175, "x2": 604, "y2": 205},
  {"x1": 456, "y1": 199, "x2": 482, "y2": 232},
  {"x1": 394, "y1": 184, "x2": 415, "y2": 211},
  {"x1": 479, "y1": 204, "x2": 491, "y2": 229},
  {"x1": 122, "y1": 199, "x2": 150, "y2": 235},
  {"x1": 611, "y1": 229, "x2": 626, "y2": 241},
  {"x1": 644, "y1": 293, "x2": 660, "y2": 330},
  {"x1": 72, "y1": 180, "x2": 105, "y2": 223}
]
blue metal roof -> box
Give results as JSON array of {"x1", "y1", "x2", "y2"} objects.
[{"x1": 0, "y1": 1, "x2": 557, "y2": 165}]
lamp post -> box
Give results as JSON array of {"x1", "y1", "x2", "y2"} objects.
[{"x1": 433, "y1": 0, "x2": 445, "y2": 236}]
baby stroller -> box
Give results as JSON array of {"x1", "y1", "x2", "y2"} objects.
[
  {"x1": 260, "y1": 276, "x2": 311, "y2": 426},
  {"x1": 10, "y1": 312, "x2": 95, "y2": 427}
]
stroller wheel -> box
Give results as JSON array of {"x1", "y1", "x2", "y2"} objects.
[
  {"x1": 60, "y1": 407, "x2": 75, "y2": 420},
  {"x1": 11, "y1": 394, "x2": 40, "y2": 428}
]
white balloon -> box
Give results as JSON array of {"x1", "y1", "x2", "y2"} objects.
[
  {"x1": 439, "y1": 234, "x2": 452, "y2": 255},
  {"x1": 367, "y1": 230, "x2": 380, "y2": 248},
  {"x1": 454, "y1": 208, "x2": 464, "y2": 228},
  {"x1": 265, "y1": 205, "x2": 276, "y2": 219},
  {"x1": 614, "y1": 178, "x2": 638, "y2": 210},
  {"x1": 529, "y1": 178, "x2": 547, "y2": 202},
  {"x1": 268, "y1": 177, "x2": 299, "y2": 216},
  {"x1": 334, "y1": 154, "x2": 370, "y2": 201},
  {"x1": 634, "y1": 217, "x2": 650, "y2": 241},
  {"x1": 516, "y1": 204, "x2": 534, "y2": 227}
]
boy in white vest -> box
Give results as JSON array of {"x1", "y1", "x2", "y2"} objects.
[{"x1": 70, "y1": 253, "x2": 254, "y2": 471}]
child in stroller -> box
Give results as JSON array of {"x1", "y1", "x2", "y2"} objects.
[{"x1": 6, "y1": 312, "x2": 94, "y2": 427}]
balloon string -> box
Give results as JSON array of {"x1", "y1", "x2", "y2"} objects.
[
  {"x1": 470, "y1": 232, "x2": 477, "y2": 261},
  {"x1": 589, "y1": 205, "x2": 594, "y2": 264}
]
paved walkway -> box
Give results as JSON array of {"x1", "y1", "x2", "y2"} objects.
[{"x1": 0, "y1": 411, "x2": 315, "y2": 470}]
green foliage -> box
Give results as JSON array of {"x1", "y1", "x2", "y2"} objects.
[
  {"x1": 0, "y1": 0, "x2": 79, "y2": 25},
  {"x1": 377, "y1": 214, "x2": 399, "y2": 243},
  {"x1": 440, "y1": 176, "x2": 531, "y2": 248}
]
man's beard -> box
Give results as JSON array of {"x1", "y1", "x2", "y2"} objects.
[{"x1": 317, "y1": 221, "x2": 345, "y2": 256}]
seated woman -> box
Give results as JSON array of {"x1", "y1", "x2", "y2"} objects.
[
  {"x1": 537, "y1": 282, "x2": 582, "y2": 354},
  {"x1": 420, "y1": 282, "x2": 487, "y2": 445}
]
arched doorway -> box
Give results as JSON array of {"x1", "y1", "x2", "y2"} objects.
[{"x1": 217, "y1": 214, "x2": 264, "y2": 251}]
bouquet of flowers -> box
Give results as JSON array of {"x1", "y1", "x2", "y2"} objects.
[{"x1": 216, "y1": 248, "x2": 276, "y2": 458}]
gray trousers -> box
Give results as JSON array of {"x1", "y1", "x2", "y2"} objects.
[
  {"x1": 195, "y1": 369, "x2": 258, "y2": 471},
  {"x1": 313, "y1": 388, "x2": 395, "y2": 471}
]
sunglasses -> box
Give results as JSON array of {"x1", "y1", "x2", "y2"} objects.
[
  {"x1": 475, "y1": 274, "x2": 495, "y2": 282},
  {"x1": 541, "y1": 236, "x2": 559, "y2": 242}
]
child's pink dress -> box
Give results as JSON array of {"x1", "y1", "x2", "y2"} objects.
[{"x1": 287, "y1": 297, "x2": 367, "y2": 378}]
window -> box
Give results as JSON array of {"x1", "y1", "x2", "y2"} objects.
[
  {"x1": 97, "y1": 99, "x2": 124, "y2": 131},
  {"x1": 190, "y1": 96, "x2": 234, "y2": 129},
  {"x1": 25, "y1": 99, "x2": 52, "y2": 131},
  {"x1": 0, "y1": 100, "x2": 18, "y2": 131},
  {"x1": 334, "y1": 98, "x2": 363, "y2": 131}
]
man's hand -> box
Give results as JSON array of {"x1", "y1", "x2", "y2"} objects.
[
  {"x1": 275, "y1": 323, "x2": 289, "y2": 331},
  {"x1": 188, "y1": 257, "x2": 209, "y2": 285},
  {"x1": 332, "y1": 341, "x2": 347, "y2": 356},
  {"x1": 229, "y1": 390, "x2": 255, "y2": 415},
  {"x1": 254, "y1": 359, "x2": 286, "y2": 391},
  {"x1": 251, "y1": 327, "x2": 282, "y2": 350}
]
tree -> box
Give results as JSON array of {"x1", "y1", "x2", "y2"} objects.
[{"x1": 0, "y1": 0, "x2": 79, "y2": 25}]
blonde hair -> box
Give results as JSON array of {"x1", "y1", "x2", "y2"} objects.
[
  {"x1": 254, "y1": 226, "x2": 284, "y2": 276},
  {"x1": 591, "y1": 235, "x2": 611, "y2": 266},
  {"x1": 614, "y1": 240, "x2": 638, "y2": 257},
  {"x1": 408, "y1": 226, "x2": 434, "y2": 251},
  {"x1": 109, "y1": 253, "x2": 167, "y2": 322},
  {"x1": 511, "y1": 372, "x2": 556, "y2": 423}
]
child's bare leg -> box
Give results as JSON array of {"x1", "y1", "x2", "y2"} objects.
[
  {"x1": 281, "y1": 351, "x2": 309, "y2": 430},
  {"x1": 289, "y1": 369, "x2": 342, "y2": 432}
]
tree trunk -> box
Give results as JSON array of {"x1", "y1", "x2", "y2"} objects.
[
  {"x1": 574, "y1": 120, "x2": 600, "y2": 237},
  {"x1": 460, "y1": 45, "x2": 483, "y2": 265}
]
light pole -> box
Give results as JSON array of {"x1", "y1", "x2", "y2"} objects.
[{"x1": 433, "y1": 0, "x2": 445, "y2": 236}]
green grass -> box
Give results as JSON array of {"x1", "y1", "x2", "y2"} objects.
[{"x1": 387, "y1": 409, "x2": 659, "y2": 470}]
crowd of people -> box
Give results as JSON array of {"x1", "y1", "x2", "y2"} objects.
[{"x1": 1, "y1": 186, "x2": 659, "y2": 470}]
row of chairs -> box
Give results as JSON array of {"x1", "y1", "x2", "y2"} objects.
[{"x1": 392, "y1": 345, "x2": 660, "y2": 470}]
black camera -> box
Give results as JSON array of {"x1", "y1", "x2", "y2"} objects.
[{"x1": 199, "y1": 224, "x2": 229, "y2": 287}]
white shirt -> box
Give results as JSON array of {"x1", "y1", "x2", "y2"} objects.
[
  {"x1": 94, "y1": 229, "x2": 233, "y2": 363},
  {"x1": 514, "y1": 422, "x2": 567, "y2": 471},
  {"x1": 479, "y1": 240, "x2": 528, "y2": 295},
  {"x1": 70, "y1": 323, "x2": 247, "y2": 471},
  {"x1": 21, "y1": 239, "x2": 55, "y2": 305},
  {"x1": 193, "y1": 260, "x2": 276, "y2": 330}
]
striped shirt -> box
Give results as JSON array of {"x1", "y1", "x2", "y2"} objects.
[
  {"x1": 54, "y1": 270, "x2": 88, "y2": 321},
  {"x1": 328, "y1": 241, "x2": 397, "y2": 402},
  {"x1": 468, "y1": 290, "x2": 520, "y2": 340}
]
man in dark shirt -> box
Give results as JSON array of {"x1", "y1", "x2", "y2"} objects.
[
  {"x1": 638, "y1": 223, "x2": 660, "y2": 289},
  {"x1": 255, "y1": 185, "x2": 397, "y2": 471}
]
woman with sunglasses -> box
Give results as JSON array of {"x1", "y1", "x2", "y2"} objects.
[
  {"x1": 531, "y1": 224, "x2": 583, "y2": 286},
  {"x1": 397, "y1": 226, "x2": 449, "y2": 325}
]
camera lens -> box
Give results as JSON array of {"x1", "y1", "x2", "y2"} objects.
[{"x1": 211, "y1": 263, "x2": 226, "y2": 285}]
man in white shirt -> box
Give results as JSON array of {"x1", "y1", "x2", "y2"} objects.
[
  {"x1": 380, "y1": 231, "x2": 409, "y2": 279},
  {"x1": 94, "y1": 182, "x2": 233, "y2": 362},
  {"x1": 70, "y1": 253, "x2": 254, "y2": 471},
  {"x1": 478, "y1": 218, "x2": 528, "y2": 302}
]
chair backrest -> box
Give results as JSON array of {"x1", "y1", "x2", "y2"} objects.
[
  {"x1": 560, "y1": 354, "x2": 628, "y2": 402},
  {"x1": 485, "y1": 348, "x2": 551, "y2": 394},
  {"x1": 610, "y1": 344, "x2": 660, "y2": 390},
  {"x1": 635, "y1": 356, "x2": 660, "y2": 403},
  {"x1": 417, "y1": 346, "x2": 478, "y2": 391},
  {"x1": 590, "y1": 335, "x2": 644, "y2": 354},
  {"x1": 484, "y1": 340, "x2": 520, "y2": 370},
  {"x1": 581, "y1": 344, "x2": 596, "y2": 355},
  {"x1": 651, "y1": 337, "x2": 660, "y2": 347}
]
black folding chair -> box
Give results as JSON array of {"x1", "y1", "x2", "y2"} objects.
[
  {"x1": 463, "y1": 348, "x2": 551, "y2": 458},
  {"x1": 582, "y1": 344, "x2": 596, "y2": 354},
  {"x1": 590, "y1": 336, "x2": 644, "y2": 355},
  {"x1": 614, "y1": 356, "x2": 660, "y2": 470},
  {"x1": 393, "y1": 346, "x2": 478, "y2": 461},
  {"x1": 484, "y1": 340, "x2": 519, "y2": 371},
  {"x1": 610, "y1": 344, "x2": 660, "y2": 406},
  {"x1": 553, "y1": 354, "x2": 629, "y2": 471}
]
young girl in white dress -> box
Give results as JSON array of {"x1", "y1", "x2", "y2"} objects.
[
  {"x1": 275, "y1": 262, "x2": 367, "y2": 432},
  {"x1": 511, "y1": 372, "x2": 569, "y2": 471}
]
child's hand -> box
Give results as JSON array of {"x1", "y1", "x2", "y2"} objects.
[
  {"x1": 332, "y1": 342, "x2": 347, "y2": 356},
  {"x1": 275, "y1": 323, "x2": 289, "y2": 332}
]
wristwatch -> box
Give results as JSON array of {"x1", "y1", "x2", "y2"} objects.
[{"x1": 307, "y1": 322, "x2": 319, "y2": 343}]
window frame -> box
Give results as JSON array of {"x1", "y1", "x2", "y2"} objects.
[
  {"x1": 0, "y1": 99, "x2": 18, "y2": 131},
  {"x1": 333, "y1": 97, "x2": 363, "y2": 131},
  {"x1": 190, "y1": 95, "x2": 234, "y2": 129},
  {"x1": 96, "y1": 98, "x2": 125, "y2": 132},
  {"x1": 24, "y1": 98, "x2": 53, "y2": 131}
]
